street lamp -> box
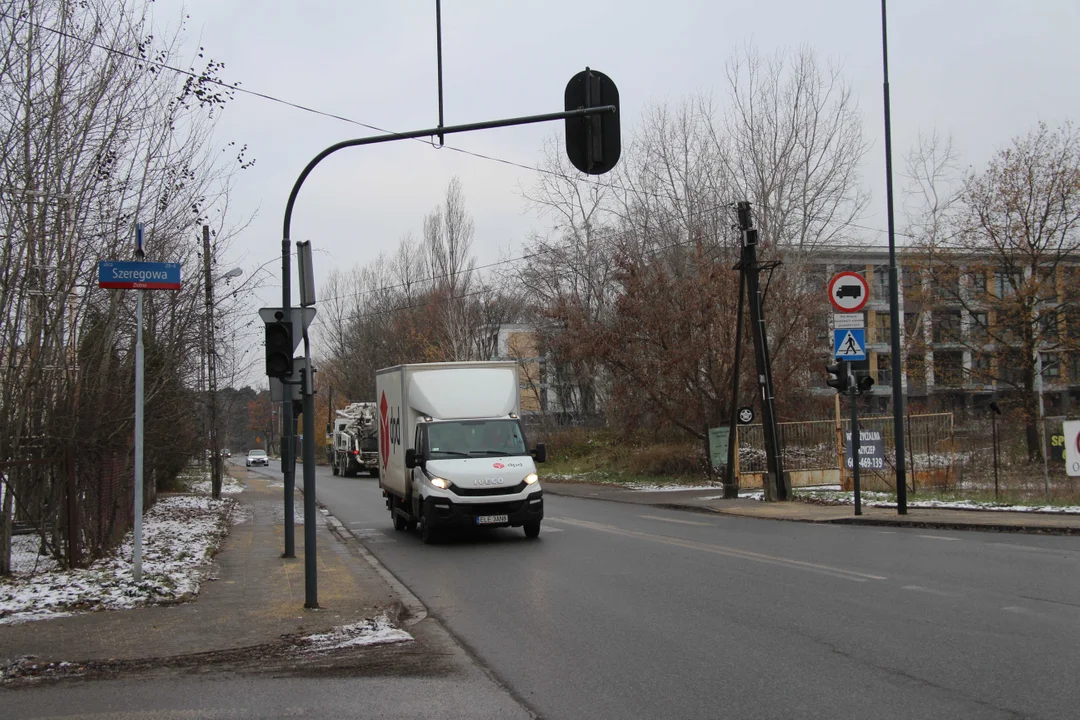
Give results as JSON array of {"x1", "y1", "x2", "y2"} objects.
[{"x1": 204, "y1": 237, "x2": 243, "y2": 500}]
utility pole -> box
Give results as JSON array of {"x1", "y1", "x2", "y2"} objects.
[
  {"x1": 722, "y1": 273, "x2": 746, "y2": 499},
  {"x1": 734, "y1": 202, "x2": 788, "y2": 501},
  {"x1": 203, "y1": 225, "x2": 222, "y2": 499}
]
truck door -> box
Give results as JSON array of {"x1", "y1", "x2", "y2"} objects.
[{"x1": 412, "y1": 424, "x2": 428, "y2": 496}]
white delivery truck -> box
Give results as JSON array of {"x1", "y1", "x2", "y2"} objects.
[{"x1": 375, "y1": 361, "x2": 546, "y2": 543}]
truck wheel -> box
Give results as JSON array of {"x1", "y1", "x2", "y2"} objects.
[
  {"x1": 420, "y1": 516, "x2": 438, "y2": 544},
  {"x1": 332, "y1": 464, "x2": 339, "y2": 476},
  {"x1": 524, "y1": 522, "x2": 541, "y2": 539},
  {"x1": 392, "y1": 503, "x2": 407, "y2": 532}
]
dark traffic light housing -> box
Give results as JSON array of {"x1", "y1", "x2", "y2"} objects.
[
  {"x1": 265, "y1": 319, "x2": 293, "y2": 379},
  {"x1": 857, "y1": 375, "x2": 875, "y2": 395},
  {"x1": 826, "y1": 361, "x2": 849, "y2": 393},
  {"x1": 564, "y1": 68, "x2": 620, "y2": 175}
]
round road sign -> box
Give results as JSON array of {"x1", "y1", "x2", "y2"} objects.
[
  {"x1": 828, "y1": 272, "x2": 869, "y2": 313},
  {"x1": 737, "y1": 406, "x2": 755, "y2": 424}
]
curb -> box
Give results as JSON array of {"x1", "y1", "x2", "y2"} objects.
[
  {"x1": 545, "y1": 487, "x2": 1080, "y2": 536},
  {"x1": 320, "y1": 510, "x2": 428, "y2": 628}
]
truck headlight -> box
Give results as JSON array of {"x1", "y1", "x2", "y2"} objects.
[
  {"x1": 430, "y1": 476, "x2": 450, "y2": 489},
  {"x1": 524, "y1": 473, "x2": 539, "y2": 485}
]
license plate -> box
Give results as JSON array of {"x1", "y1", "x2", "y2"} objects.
[{"x1": 476, "y1": 514, "x2": 508, "y2": 525}]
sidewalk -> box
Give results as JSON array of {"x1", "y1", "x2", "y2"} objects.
[
  {"x1": 543, "y1": 481, "x2": 1080, "y2": 535},
  {"x1": 1, "y1": 471, "x2": 401, "y2": 666}
]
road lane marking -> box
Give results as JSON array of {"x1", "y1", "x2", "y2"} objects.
[
  {"x1": 988, "y1": 542, "x2": 1077, "y2": 556},
  {"x1": 903, "y1": 585, "x2": 960, "y2": 598},
  {"x1": 917, "y1": 534, "x2": 958, "y2": 541},
  {"x1": 547, "y1": 517, "x2": 887, "y2": 582},
  {"x1": 638, "y1": 514, "x2": 713, "y2": 526}
]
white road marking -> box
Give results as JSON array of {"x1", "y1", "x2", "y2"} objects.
[
  {"x1": 989, "y1": 542, "x2": 1076, "y2": 556},
  {"x1": 917, "y1": 534, "x2": 958, "y2": 541},
  {"x1": 547, "y1": 517, "x2": 887, "y2": 582},
  {"x1": 877, "y1": 531, "x2": 897, "y2": 535},
  {"x1": 903, "y1": 585, "x2": 960, "y2": 598},
  {"x1": 541, "y1": 527, "x2": 563, "y2": 532},
  {"x1": 638, "y1": 514, "x2": 712, "y2": 526},
  {"x1": 1002, "y1": 606, "x2": 1032, "y2": 615}
]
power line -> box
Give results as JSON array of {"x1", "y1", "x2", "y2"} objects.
[{"x1": 13, "y1": 12, "x2": 911, "y2": 245}]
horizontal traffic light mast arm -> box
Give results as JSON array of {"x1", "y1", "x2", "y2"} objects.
[{"x1": 282, "y1": 105, "x2": 617, "y2": 241}]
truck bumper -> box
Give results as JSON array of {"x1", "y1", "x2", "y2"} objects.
[{"x1": 423, "y1": 491, "x2": 543, "y2": 529}]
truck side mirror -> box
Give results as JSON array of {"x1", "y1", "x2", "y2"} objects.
[
  {"x1": 532, "y1": 443, "x2": 547, "y2": 463},
  {"x1": 405, "y1": 448, "x2": 416, "y2": 469}
]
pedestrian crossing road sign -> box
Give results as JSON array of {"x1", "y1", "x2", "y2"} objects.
[{"x1": 834, "y1": 328, "x2": 866, "y2": 360}]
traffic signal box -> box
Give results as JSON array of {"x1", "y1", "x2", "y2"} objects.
[{"x1": 265, "y1": 320, "x2": 293, "y2": 379}]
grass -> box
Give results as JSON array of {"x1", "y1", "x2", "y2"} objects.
[
  {"x1": 797, "y1": 486, "x2": 1080, "y2": 509},
  {"x1": 540, "y1": 427, "x2": 721, "y2": 488}
]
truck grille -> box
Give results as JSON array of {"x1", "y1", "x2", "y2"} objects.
[
  {"x1": 450, "y1": 481, "x2": 527, "y2": 497},
  {"x1": 456, "y1": 500, "x2": 524, "y2": 516}
]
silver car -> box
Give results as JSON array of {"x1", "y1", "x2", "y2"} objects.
[{"x1": 246, "y1": 449, "x2": 269, "y2": 467}]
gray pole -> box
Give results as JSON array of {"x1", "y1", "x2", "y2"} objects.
[
  {"x1": 133, "y1": 224, "x2": 145, "y2": 582},
  {"x1": 302, "y1": 336, "x2": 318, "y2": 608},
  {"x1": 881, "y1": 0, "x2": 908, "y2": 514},
  {"x1": 203, "y1": 226, "x2": 222, "y2": 500},
  {"x1": 723, "y1": 263, "x2": 747, "y2": 498},
  {"x1": 281, "y1": 238, "x2": 295, "y2": 559}
]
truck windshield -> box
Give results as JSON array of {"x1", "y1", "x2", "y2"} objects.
[{"x1": 427, "y1": 420, "x2": 527, "y2": 458}]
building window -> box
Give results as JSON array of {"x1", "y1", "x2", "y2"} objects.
[
  {"x1": 994, "y1": 270, "x2": 1022, "y2": 298},
  {"x1": 970, "y1": 311, "x2": 989, "y2": 342},
  {"x1": 873, "y1": 265, "x2": 889, "y2": 301},
  {"x1": 934, "y1": 268, "x2": 960, "y2": 301},
  {"x1": 971, "y1": 352, "x2": 992, "y2": 384},
  {"x1": 1041, "y1": 352, "x2": 1061, "y2": 379},
  {"x1": 875, "y1": 313, "x2": 891, "y2": 344},
  {"x1": 935, "y1": 351, "x2": 964, "y2": 386},
  {"x1": 876, "y1": 353, "x2": 892, "y2": 385},
  {"x1": 1071, "y1": 353, "x2": 1080, "y2": 384},
  {"x1": 970, "y1": 271, "x2": 988, "y2": 298},
  {"x1": 1001, "y1": 350, "x2": 1026, "y2": 387},
  {"x1": 933, "y1": 309, "x2": 961, "y2": 343},
  {"x1": 902, "y1": 267, "x2": 921, "y2": 293},
  {"x1": 1039, "y1": 312, "x2": 1059, "y2": 340},
  {"x1": 906, "y1": 353, "x2": 926, "y2": 386}
]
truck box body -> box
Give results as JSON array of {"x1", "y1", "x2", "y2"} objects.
[{"x1": 376, "y1": 361, "x2": 543, "y2": 538}]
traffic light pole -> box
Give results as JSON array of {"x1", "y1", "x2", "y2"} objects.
[{"x1": 848, "y1": 361, "x2": 862, "y2": 516}]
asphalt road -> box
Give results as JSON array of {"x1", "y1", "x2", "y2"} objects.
[{"x1": 308, "y1": 462, "x2": 1080, "y2": 720}]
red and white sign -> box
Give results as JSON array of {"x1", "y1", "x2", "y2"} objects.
[{"x1": 828, "y1": 272, "x2": 869, "y2": 313}]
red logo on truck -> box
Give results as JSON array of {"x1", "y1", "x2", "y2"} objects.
[
  {"x1": 379, "y1": 392, "x2": 390, "y2": 469},
  {"x1": 493, "y1": 463, "x2": 504, "y2": 469}
]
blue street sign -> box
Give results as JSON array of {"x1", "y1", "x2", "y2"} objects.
[
  {"x1": 834, "y1": 328, "x2": 866, "y2": 361},
  {"x1": 98, "y1": 261, "x2": 181, "y2": 290}
]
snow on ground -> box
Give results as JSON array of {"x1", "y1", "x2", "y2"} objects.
[
  {"x1": 800, "y1": 489, "x2": 1080, "y2": 514},
  {"x1": 296, "y1": 614, "x2": 413, "y2": 653},
  {"x1": 0, "y1": 494, "x2": 237, "y2": 625},
  {"x1": 187, "y1": 476, "x2": 245, "y2": 496}
]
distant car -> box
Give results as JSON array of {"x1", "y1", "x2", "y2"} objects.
[
  {"x1": 246, "y1": 449, "x2": 268, "y2": 467},
  {"x1": 222, "y1": 449, "x2": 231, "y2": 458}
]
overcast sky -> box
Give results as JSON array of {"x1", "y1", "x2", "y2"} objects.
[{"x1": 171, "y1": 0, "x2": 1080, "y2": 385}]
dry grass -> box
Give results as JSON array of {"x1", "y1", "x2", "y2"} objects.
[{"x1": 542, "y1": 427, "x2": 710, "y2": 481}]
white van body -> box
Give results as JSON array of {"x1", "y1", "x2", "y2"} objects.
[{"x1": 375, "y1": 362, "x2": 544, "y2": 541}]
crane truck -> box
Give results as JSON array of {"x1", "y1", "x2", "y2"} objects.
[{"x1": 327, "y1": 402, "x2": 380, "y2": 477}]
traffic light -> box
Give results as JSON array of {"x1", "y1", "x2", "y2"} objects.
[
  {"x1": 265, "y1": 320, "x2": 293, "y2": 379},
  {"x1": 857, "y1": 375, "x2": 875, "y2": 395},
  {"x1": 826, "y1": 361, "x2": 849, "y2": 393},
  {"x1": 564, "y1": 68, "x2": 621, "y2": 175}
]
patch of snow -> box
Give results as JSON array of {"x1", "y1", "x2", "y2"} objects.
[
  {"x1": 0, "y1": 494, "x2": 236, "y2": 625},
  {"x1": 187, "y1": 476, "x2": 244, "y2": 495},
  {"x1": 625, "y1": 483, "x2": 726, "y2": 492},
  {"x1": 297, "y1": 615, "x2": 412, "y2": 653},
  {"x1": 801, "y1": 490, "x2": 1080, "y2": 515}
]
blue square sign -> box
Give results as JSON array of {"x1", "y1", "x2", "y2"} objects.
[{"x1": 833, "y1": 328, "x2": 866, "y2": 361}]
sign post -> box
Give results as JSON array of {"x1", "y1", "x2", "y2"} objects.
[
  {"x1": 828, "y1": 271, "x2": 872, "y2": 515},
  {"x1": 98, "y1": 231, "x2": 182, "y2": 582}
]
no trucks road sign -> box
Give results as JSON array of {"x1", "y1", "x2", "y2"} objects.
[{"x1": 828, "y1": 272, "x2": 869, "y2": 313}]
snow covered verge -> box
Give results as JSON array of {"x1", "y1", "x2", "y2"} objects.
[
  {"x1": 0, "y1": 493, "x2": 240, "y2": 625},
  {"x1": 799, "y1": 489, "x2": 1080, "y2": 514}
]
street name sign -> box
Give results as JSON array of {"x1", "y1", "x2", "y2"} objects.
[
  {"x1": 98, "y1": 261, "x2": 181, "y2": 290},
  {"x1": 834, "y1": 329, "x2": 867, "y2": 361},
  {"x1": 828, "y1": 272, "x2": 869, "y2": 313}
]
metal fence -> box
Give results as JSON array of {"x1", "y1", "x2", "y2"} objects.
[{"x1": 735, "y1": 413, "x2": 956, "y2": 492}]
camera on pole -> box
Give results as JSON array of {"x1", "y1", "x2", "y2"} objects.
[
  {"x1": 826, "y1": 362, "x2": 849, "y2": 393},
  {"x1": 265, "y1": 314, "x2": 293, "y2": 379}
]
